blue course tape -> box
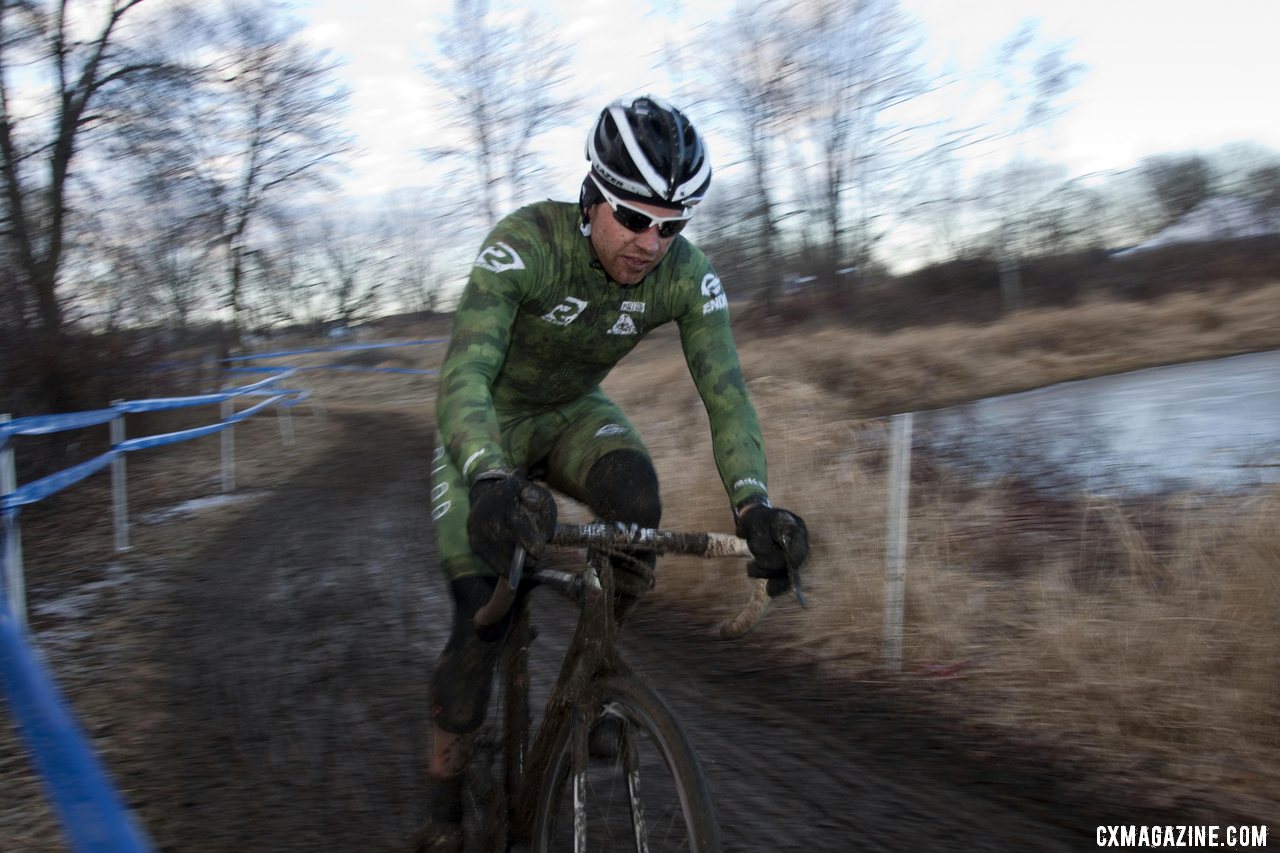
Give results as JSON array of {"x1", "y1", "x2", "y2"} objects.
[
  {"x1": 223, "y1": 338, "x2": 448, "y2": 362},
  {"x1": 115, "y1": 395, "x2": 286, "y2": 453},
  {"x1": 1, "y1": 410, "x2": 120, "y2": 442},
  {"x1": 116, "y1": 392, "x2": 232, "y2": 414},
  {"x1": 2, "y1": 391, "x2": 301, "y2": 509},
  {"x1": 1, "y1": 374, "x2": 297, "y2": 445},
  {"x1": 225, "y1": 365, "x2": 437, "y2": 376},
  {"x1": 0, "y1": 612, "x2": 154, "y2": 852},
  {"x1": 2, "y1": 452, "x2": 116, "y2": 511}
]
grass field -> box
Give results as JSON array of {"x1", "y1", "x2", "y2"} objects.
[{"x1": 580, "y1": 281, "x2": 1280, "y2": 816}]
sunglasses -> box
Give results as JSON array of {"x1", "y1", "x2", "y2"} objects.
[{"x1": 591, "y1": 174, "x2": 692, "y2": 239}]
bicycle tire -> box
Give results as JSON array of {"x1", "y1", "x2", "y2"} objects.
[{"x1": 530, "y1": 673, "x2": 721, "y2": 852}]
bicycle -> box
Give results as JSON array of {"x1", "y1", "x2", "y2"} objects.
[{"x1": 458, "y1": 520, "x2": 796, "y2": 852}]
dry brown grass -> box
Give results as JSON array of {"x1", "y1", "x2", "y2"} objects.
[
  {"x1": 596, "y1": 283, "x2": 1280, "y2": 813},
  {"x1": 734, "y1": 281, "x2": 1280, "y2": 417}
]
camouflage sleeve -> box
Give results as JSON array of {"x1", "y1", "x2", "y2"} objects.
[
  {"x1": 436, "y1": 234, "x2": 530, "y2": 485},
  {"x1": 675, "y1": 266, "x2": 770, "y2": 509}
]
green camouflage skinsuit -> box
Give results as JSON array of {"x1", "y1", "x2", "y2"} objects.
[{"x1": 432, "y1": 200, "x2": 770, "y2": 580}]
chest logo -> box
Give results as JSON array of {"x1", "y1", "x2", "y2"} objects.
[
  {"x1": 609, "y1": 314, "x2": 638, "y2": 335},
  {"x1": 474, "y1": 242, "x2": 526, "y2": 274},
  {"x1": 542, "y1": 296, "x2": 589, "y2": 326}
]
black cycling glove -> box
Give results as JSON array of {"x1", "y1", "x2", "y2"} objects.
[
  {"x1": 467, "y1": 471, "x2": 557, "y2": 576},
  {"x1": 736, "y1": 504, "x2": 809, "y2": 597}
]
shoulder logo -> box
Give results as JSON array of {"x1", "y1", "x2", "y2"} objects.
[
  {"x1": 474, "y1": 242, "x2": 526, "y2": 274},
  {"x1": 700, "y1": 273, "x2": 727, "y2": 314},
  {"x1": 542, "y1": 296, "x2": 588, "y2": 326}
]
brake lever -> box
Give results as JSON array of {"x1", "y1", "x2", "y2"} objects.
[
  {"x1": 777, "y1": 531, "x2": 807, "y2": 609},
  {"x1": 789, "y1": 562, "x2": 807, "y2": 609},
  {"x1": 508, "y1": 544, "x2": 526, "y2": 591}
]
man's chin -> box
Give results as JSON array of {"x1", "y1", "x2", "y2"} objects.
[{"x1": 607, "y1": 266, "x2": 648, "y2": 286}]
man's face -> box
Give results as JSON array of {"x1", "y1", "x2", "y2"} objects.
[{"x1": 588, "y1": 198, "x2": 687, "y2": 285}]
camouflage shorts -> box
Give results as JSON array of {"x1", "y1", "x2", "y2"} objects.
[{"x1": 430, "y1": 389, "x2": 649, "y2": 581}]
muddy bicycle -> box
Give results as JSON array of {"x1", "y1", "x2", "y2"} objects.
[{"x1": 459, "y1": 521, "x2": 794, "y2": 852}]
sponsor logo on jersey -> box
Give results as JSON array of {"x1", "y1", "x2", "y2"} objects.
[
  {"x1": 701, "y1": 273, "x2": 727, "y2": 314},
  {"x1": 620, "y1": 300, "x2": 646, "y2": 313},
  {"x1": 474, "y1": 241, "x2": 526, "y2": 274},
  {"x1": 608, "y1": 314, "x2": 638, "y2": 335},
  {"x1": 431, "y1": 446, "x2": 452, "y2": 520},
  {"x1": 541, "y1": 296, "x2": 589, "y2": 326}
]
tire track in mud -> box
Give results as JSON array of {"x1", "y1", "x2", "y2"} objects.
[
  {"x1": 130, "y1": 408, "x2": 1178, "y2": 852},
  {"x1": 135, "y1": 410, "x2": 446, "y2": 851}
]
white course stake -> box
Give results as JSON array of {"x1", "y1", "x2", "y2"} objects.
[
  {"x1": 110, "y1": 405, "x2": 130, "y2": 552},
  {"x1": 881, "y1": 412, "x2": 914, "y2": 673},
  {"x1": 1, "y1": 414, "x2": 27, "y2": 628},
  {"x1": 221, "y1": 397, "x2": 235, "y2": 493}
]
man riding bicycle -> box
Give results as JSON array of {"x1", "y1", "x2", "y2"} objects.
[{"x1": 418, "y1": 95, "x2": 809, "y2": 852}]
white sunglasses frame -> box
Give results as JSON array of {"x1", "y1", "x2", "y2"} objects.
[{"x1": 590, "y1": 174, "x2": 693, "y2": 237}]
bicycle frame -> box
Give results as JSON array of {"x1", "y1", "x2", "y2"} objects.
[
  {"x1": 500, "y1": 544, "x2": 627, "y2": 842},
  {"x1": 475, "y1": 521, "x2": 778, "y2": 850}
]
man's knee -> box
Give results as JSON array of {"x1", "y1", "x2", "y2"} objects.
[{"x1": 584, "y1": 449, "x2": 661, "y2": 527}]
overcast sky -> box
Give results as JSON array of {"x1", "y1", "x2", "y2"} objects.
[{"x1": 293, "y1": 0, "x2": 1280, "y2": 200}]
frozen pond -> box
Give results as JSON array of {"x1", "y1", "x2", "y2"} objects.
[{"x1": 914, "y1": 349, "x2": 1280, "y2": 495}]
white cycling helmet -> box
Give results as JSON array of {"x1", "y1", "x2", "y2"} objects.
[{"x1": 585, "y1": 95, "x2": 712, "y2": 207}]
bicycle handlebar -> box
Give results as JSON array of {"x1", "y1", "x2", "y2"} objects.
[
  {"x1": 552, "y1": 522, "x2": 752, "y2": 559},
  {"x1": 473, "y1": 522, "x2": 786, "y2": 639}
]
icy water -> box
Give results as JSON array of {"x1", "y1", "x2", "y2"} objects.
[{"x1": 914, "y1": 349, "x2": 1280, "y2": 495}]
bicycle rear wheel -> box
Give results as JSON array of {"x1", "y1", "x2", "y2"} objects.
[{"x1": 531, "y1": 673, "x2": 721, "y2": 852}]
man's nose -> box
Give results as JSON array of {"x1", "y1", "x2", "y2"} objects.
[{"x1": 634, "y1": 225, "x2": 661, "y2": 252}]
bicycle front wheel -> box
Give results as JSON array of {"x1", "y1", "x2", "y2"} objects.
[{"x1": 531, "y1": 673, "x2": 721, "y2": 852}]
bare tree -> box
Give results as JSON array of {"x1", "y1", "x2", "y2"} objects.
[
  {"x1": 421, "y1": 0, "x2": 579, "y2": 225},
  {"x1": 1136, "y1": 153, "x2": 1214, "y2": 231},
  {"x1": 379, "y1": 187, "x2": 447, "y2": 316},
  {"x1": 701, "y1": 0, "x2": 805, "y2": 303},
  {"x1": 197, "y1": 2, "x2": 350, "y2": 349},
  {"x1": 311, "y1": 213, "x2": 386, "y2": 330},
  {"x1": 0, "y1": 0, "x2": 165, "y2": 407},
  {"x1": 112, "y1": 1, "x2": 351, "y2": 348},
  {"x1": 792, "y1": 0, "x2": 927, "y2": 278},
  {"x1": 985, "y1": 22, "x2": 1084, "y2": 311}
]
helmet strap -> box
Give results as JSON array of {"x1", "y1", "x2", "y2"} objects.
[{"x1": 578, "y1": 173, "x2": 602, "y2": 236}]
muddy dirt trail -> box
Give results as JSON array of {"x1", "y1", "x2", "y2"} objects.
[{"x1": 96, "y1": 408, "x2": 1180, "y2": 852}]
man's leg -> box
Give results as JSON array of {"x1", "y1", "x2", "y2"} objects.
[
  {"x1": 423, "y1": 445, "x2": 506, "y2": 847},
  {"x1": 583, "y1": 448, "x2": 662, "y2": 619},
  {"x1": 546, "y1": 394, "x2": 661, "y2": 621}
]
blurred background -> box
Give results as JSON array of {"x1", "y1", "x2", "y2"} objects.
[{"x1": 2, "y1": 0, "x2": 1279, "y2": 416}]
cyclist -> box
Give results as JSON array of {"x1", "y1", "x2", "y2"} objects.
[{"x1": 416, "y1": 95, "x2": 809, "y2": 852}]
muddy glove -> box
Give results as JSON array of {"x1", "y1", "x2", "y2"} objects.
[
  {"x1": 467, "y1": 471, "x2": 557, "y2": 576},
  {"x1": 736, "y1": 504, "x2": 809, "y2": 597}
]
